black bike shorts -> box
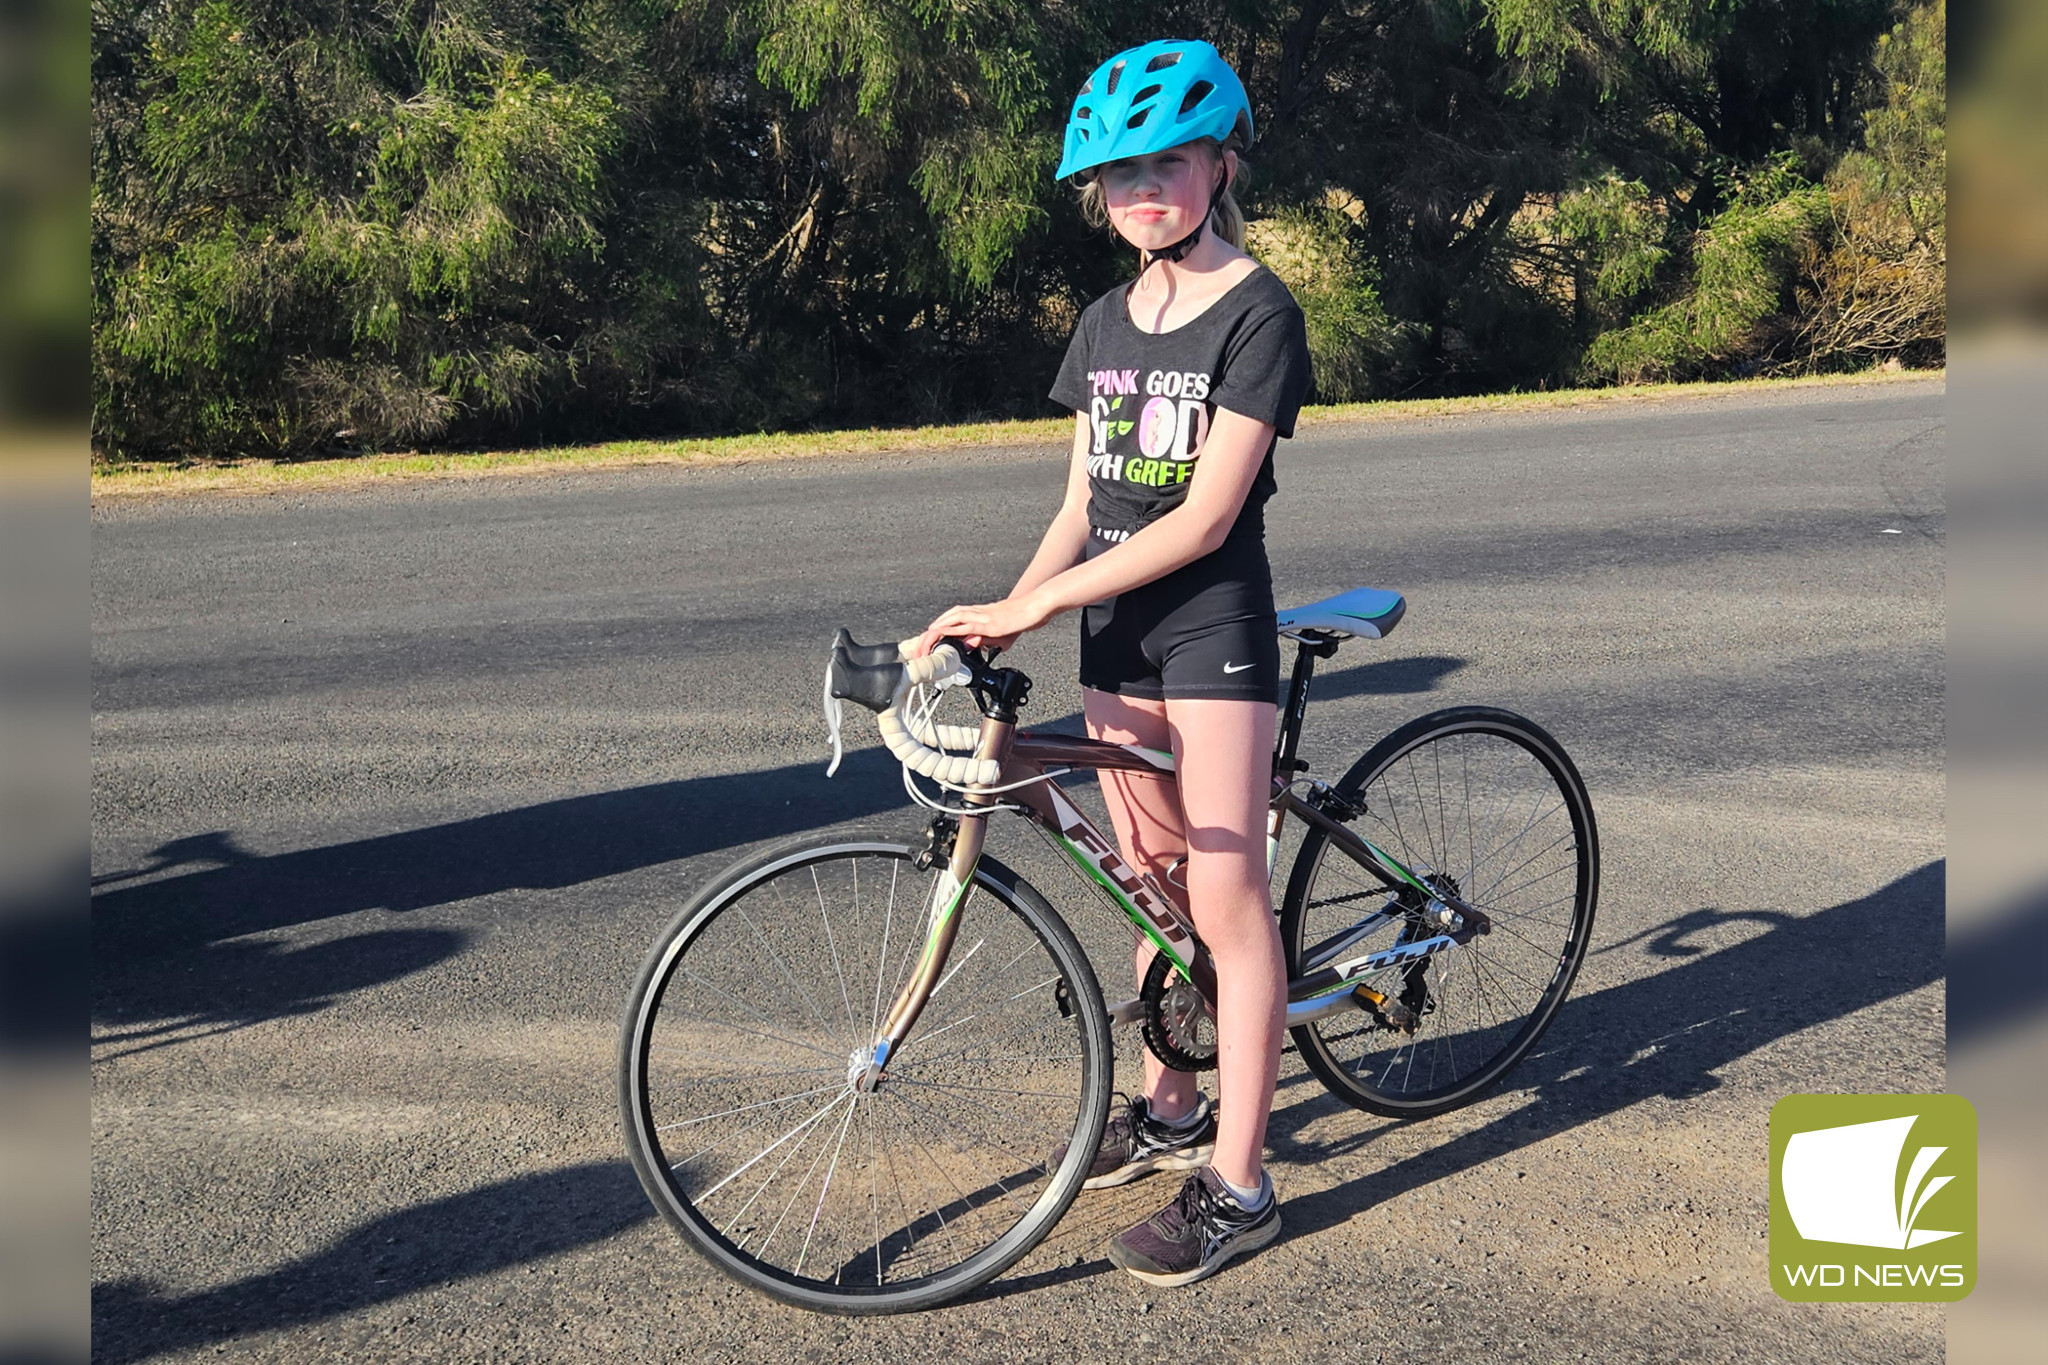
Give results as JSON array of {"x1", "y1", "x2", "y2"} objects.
[{"x1": 1078, "y1": 529, "x2": 1280, "y2": 704}]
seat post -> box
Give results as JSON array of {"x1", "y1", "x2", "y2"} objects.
[{"x1": 1274, "y1": 634, "x2": 1335, "y2": 777}]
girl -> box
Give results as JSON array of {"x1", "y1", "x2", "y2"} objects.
[{"x1": 915, "y1": 38, "x2": 1312, "y2": 1287}]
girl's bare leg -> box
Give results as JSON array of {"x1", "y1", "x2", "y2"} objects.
[
  {"x1": 1163, "y1": 696, "x2": 1283, "y2": 1192},
  {"x1": 1082, "y1": 687, "x2": 1202, "y2": 1123}
]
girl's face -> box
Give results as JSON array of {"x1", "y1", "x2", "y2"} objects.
[{"x1": 1099, "y1": 145, "x2": 1231, "y2": 253}]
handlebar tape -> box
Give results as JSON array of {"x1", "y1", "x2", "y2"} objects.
[
  {"x1": 904, "y1": 713, "x2": 985, "y2": 753},
  {"x1": 878, "y1": 645, "x2": 1003, "y2": 787}
]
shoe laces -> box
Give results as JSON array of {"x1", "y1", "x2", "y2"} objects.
[
  {"x1": 1157, "y1": 1171, "x2": 1224, "y2": 1238},
  {"x1": 1104, "y1": 1091, "x2": 1142, "y2": 1142}
]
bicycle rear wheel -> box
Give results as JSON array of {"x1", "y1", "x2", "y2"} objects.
[
  {"x1": 1280, "y1": 707, "x2": 1598, "y2": 1118},
  {"x1": 620, "y1": 834, "x2": 1111, "y2": 1313}
]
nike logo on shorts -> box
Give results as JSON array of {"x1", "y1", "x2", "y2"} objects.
[{"x1": 1223, "y1": 662, "x2": 1255, "y2": 674}]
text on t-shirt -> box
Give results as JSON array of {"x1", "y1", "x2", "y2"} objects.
[{"x1": 1086, "y1": 366, "x2": 1215, "y2": 487}]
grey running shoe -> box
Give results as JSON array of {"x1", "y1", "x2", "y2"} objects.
[
  {"x1": 1052, "y1": 1093, "x2": 1216, "y2": 1191},
  {"x1": 1105, "y1": 1166, "x2": 1281, "y2": 1287}
]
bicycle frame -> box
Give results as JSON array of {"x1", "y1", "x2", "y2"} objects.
[{"x1": 859, "y1": 636, "x2": 1485, "y2": 1086}]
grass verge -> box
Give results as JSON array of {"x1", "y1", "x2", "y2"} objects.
[{"x1": 91, "y1": 367, "x2": 1942, "y2": 499}]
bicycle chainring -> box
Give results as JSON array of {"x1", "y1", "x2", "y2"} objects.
[{"x1": 1140, "y1": 952, "x2": 1217, "y2": 1073}]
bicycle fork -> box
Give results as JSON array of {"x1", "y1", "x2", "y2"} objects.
[{"x1": 846, "y1": 722, "x2": 1009, "y2": 1093}]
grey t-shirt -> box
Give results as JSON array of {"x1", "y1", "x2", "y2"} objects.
[{"x1": 1049, "y1": 266, "x2": 1311, "y2": 545}]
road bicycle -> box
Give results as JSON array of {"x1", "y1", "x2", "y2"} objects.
[{"x1": 619, "y1": 584, "x2": 1598, "y2": 1313}]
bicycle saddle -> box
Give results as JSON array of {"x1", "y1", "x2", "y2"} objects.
[{"x1": 1276, "y1": 586, "x2": 1406, "y2": 640}]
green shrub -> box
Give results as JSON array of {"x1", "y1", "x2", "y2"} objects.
[
  {"x1": 1798, "y1": 0, "x2": 1945, "y2": 368},
  {"x1": 1584, "y1": 158, "x2": 1832, "y2": 382},
  {"x1": 1245, "y1": 205, "x2": 1398, "y2": 403}
]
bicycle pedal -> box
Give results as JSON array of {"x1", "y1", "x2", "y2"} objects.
[{"x1": 1354, "y1": 983, "x2": 1420, "y2": 1034}]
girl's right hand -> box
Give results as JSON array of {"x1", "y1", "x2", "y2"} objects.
[
  {"x1": 912, "y1": 626, "x2": 1020, "y2": 658},
  {"x1": 915, "y1": 600, "x2": 1040, "y2": 658}
]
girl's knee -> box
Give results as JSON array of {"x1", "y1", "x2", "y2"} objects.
[{"x1": 1183, "y1": 851, "x2": 1269, "y2": 907}]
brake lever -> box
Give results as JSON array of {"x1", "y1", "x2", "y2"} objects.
[{"x1": 822, "y1": 655, "x2": 845, "y2": 777}]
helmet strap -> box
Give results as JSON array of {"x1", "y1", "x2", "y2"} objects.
[{"x1": 1140, "y1": 164, "x2": 1232, "y2": 275}]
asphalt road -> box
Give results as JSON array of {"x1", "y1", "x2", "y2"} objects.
[{"x1": 92, "y1": 379, "x2": 1946, "y2": 1363}]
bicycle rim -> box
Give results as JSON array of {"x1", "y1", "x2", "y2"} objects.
[
  {"x1": 621, "y1": 839, "x2": 1110, "y2": 1313},
  {"x1": 1284, "y1": 708, "x2": 1597, "y2": 1118}
]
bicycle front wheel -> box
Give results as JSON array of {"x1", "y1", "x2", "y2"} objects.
[
  {"x1": 620, "y1": 835, "x2": 1112, "y2": 1314},
  {"x1": 1281, "y1": 707, "x2": 1598, "y2": 1118}
]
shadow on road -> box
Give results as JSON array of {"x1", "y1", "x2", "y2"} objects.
[
  {"x1": 91, "y1": 748, "x2": 910, "y2": 1043},
  {"x1": 1307, "y1": 653, "x2": 1467, "y2": 703},
  {"x1": 1263, "y1": 859, "x2": 1945, "y2": 1240},
  {"x1": 87, "y1": 862, "x2": 1943, "y2": 1345},
  {"x1": 90, "y1": 651, "x2": 1472, "y2": 1043},
  {"x1": 89, "y1": 1161, "x2": 651, "y2": 1365},
  {"x1": 964, "y1": 859, "x2": 1944, "y2": 1299}
]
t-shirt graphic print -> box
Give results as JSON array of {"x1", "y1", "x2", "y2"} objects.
[{"x1": 1050, "y1": 266, "x2": 1310, "y2": 546}]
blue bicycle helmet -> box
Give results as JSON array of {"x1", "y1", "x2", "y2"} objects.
[{"x1": 1055, "y1": 39, "x2": 1254, "y2": 264}]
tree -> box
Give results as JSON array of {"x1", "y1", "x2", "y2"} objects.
[{"x1": 91, "y1": 0, "x2": 1943, "y2": 460}]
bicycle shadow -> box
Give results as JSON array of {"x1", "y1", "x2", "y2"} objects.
[
  {"x1": 962, "y1": 860, "x2": 1941, "y2": 1300},
  {"x1": 1306, "y1": 653, "x2": 1467, "y2": 703},
  {"x1": 91, "y1": 748, "x2": 909, "y2": 1049},
  {"x1": 89, "y1": 1161, "x2": 651, "y2": 1365},
  {"x1": 84, "y1": 863, "x2": 1943, "y2": 1341},
  {"x1": 90, "y1": 652, "x2": 1476, "y2": 1050},
  {"x1": 1262, "y1": 859, "x2": 1945, "y2": 1237}
]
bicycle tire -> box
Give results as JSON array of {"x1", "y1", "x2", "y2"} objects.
[
  {"x1": 620, "y1": 833, "x2": 1112, "y2": 1313},
  {"x1": 1280, "y1": 707, "x2": 1598, "y2": 1119}
]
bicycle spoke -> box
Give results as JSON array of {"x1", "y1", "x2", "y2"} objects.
[
  {"x1": 658, "y1": 993, "x2": 844, "y2": 1064},
  {"x1": 661, "y1": 964, "x2": 810, "y2": 1043},
  {"x1": 1478, "y1": 851, "x2": 1579, "y2": 910},
  {"x1": 883, "y1": 1085, "x2": 1037, "y2": 1222},
  {"x1": 870, "y1": 859, "x2": 900, "y2": 1038},
  {"x1": 1467, "y1": 800, "x2": 1569, "y2": 901},
  {"x1": 696, "y1": 1087, "x2": 853, "y2": 1202},
  {"x1": 797, "y1": 1093, "x2": 863, "y2": 1275},
  {"x1": 757, "y1": 1100, "x2": 853, "y2": 1262},
  {"x1": 929, "y1": 936, "x2": 987, "y2": 1000},
  {"x1": 656, "y1": 1082, "x2": 848, "y2": 1132},
  {"x1": 814, "y1": 866, "x2": 861, "y2": 1044},
  {"x1": 737, "y1": 888, "x2": 841, "y2": 1049}
]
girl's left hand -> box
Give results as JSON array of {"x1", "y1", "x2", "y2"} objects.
[{"x1": 915, "y1": 594, "x2": 1054, "y2": 658}]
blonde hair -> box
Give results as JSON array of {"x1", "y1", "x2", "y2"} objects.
[{"x1": 1078, "y1": 138, "x2": 1249, "y2": 255}]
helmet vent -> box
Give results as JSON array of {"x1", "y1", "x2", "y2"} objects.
[
  {"x1": 1125, "y1": 107, "x2": 1150, "y2": 129},
  {"x1": 1145, "y1": 51, "x2": 1182, "y2": 72},
  {"x1": 1075, "y1": 106, "x2": 1091, "y2": 120},
  {"x1": 1105, "y1": 61, "x2": 1125, "y2": 96},
  {"x1": 1178, "y1": 81, "x2": 1214, "y2": 117}
]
